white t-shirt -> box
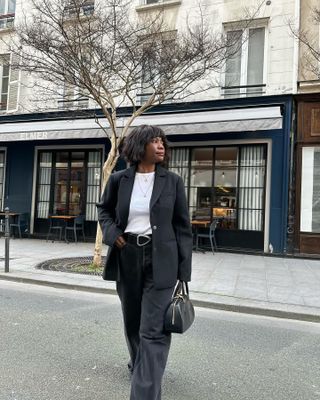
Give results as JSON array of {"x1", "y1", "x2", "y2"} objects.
[{"x1": 125, "y1": 172, "x2": 155, "y2": 235}]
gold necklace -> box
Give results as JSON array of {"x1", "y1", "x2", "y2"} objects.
[{"x1": 137, "y1": 174, "x2": 154, "y2": 198}]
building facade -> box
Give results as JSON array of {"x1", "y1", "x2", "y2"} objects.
[
  {"x1": 0, "y1": 0, "x2": 312, "y2": 255},
  {"x1": 292, "y1": 0, "x2": 320, "y2": 255}
]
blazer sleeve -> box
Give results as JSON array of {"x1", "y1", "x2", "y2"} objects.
[
  {"x1": 96, "y1": 173, "x2": 124, "y2": 247},
  {"x1": 172, "y1": 176, "x2": 193, "y2": 282}
]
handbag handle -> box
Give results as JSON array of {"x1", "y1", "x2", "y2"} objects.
[{"x1": 172, "y1": 280, "x2": 189, "y2": 298}]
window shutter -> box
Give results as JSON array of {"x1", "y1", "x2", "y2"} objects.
[{"x1": 7, "y1": 53, "x2": 21, "y2": 112}]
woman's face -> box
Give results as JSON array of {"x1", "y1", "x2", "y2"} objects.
[{"x1": 143, "y1": 137, "x2": 165, "y2": 164}]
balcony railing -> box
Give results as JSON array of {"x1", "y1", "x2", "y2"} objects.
[
  {"x1": 138, "y1": 0, "x2": 181, "y2": 6},
  {"x1": 221, "y1": 83, "x2": 266, "y2": 98},
  {"x1": 136, "y1": 91, "x2": 173, "y2": 105},
  {"x1": 57, "y1": 96, "x2": 89, "y2": 110},
  {"x1": 0, "y1": 13, "x2": 15, "y2": 30}
]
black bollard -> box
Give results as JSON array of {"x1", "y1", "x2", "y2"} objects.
[{"x1": 4, "y1": 207, "x2": 10, "y2": 272}]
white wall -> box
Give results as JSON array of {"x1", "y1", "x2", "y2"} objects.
[{"x1": 0, "y1": 0, "x2": 298, "y2": 115}]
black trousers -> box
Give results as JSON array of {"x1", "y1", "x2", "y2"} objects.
[{"x1": 116, "y1": 238, "x2": 174, "y2": 400}]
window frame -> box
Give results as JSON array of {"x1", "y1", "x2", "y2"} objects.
[
  {"x1": 0, "y1": 148, "x2": 7, "y2": 212},
  {"x1": 34, "y1": 148, "x2": 102, "y2": 220},
  {"x1": 64, "y1": 0, "x2": 94, "y2": 19},
  {"x1": 222, "y1": 21, "x2": 268, "y2": 97},
  {"x1": 0, "y1": 0, "x2": 15, "y2": 30},
  {"x1": 0, "y1": 54, "x2": 11, "y2": 113},
  {"x1": 0, "y1": 54, "x2": 10, "y2": 111},
  {"x1": 168, "y1": 143, "x2": 268, "y2": 232},
  {"x1": 136, "y1": 0, "x2": 182, "y2": 12},
  {"x1": 0, "y1": 0, "x2": 16, "y2": 15},
  {"x1": 137, "y1": 31, "x2": 177, "y2": 105},
  {"x1": 300, "y1": 146, "x2": 320, "y2": 233}
]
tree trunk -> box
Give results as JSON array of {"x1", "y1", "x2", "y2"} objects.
[{"x1": 93, "y1": 151, "x2": 119, "y2": 267}]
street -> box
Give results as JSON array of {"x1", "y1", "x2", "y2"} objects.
[{"x1": 0, "y1": 281, "x2": 319, "y2": 400}]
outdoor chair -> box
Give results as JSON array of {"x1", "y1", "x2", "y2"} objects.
[
  {"x1": 195, "y1": 219, "x2": 218, "y2": 254},
  {"x1": 10, "y1": 213, "x2": 30, "y2": 238},
  {"x1": 46, "y1": 217, "x2": 64, "y2": 242},
  {"x1": 65, "y1": 215, "x2": 86, "y2": 243}
]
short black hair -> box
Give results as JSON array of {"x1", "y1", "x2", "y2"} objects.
[{"x1": 122, "y1": 125, "x2": 170, "y2": 166}]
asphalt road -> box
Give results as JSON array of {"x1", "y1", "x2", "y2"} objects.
[{"x1": 0, "y1": 281, "x2": 320, "y2": 400}]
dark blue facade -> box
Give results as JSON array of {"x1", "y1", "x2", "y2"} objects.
[{"x1": 0, "y1": 95, "x2": 293, "y2": 252}]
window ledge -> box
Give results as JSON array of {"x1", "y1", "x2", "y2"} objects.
[
  {"x1": 0, "y1": 27, "x2": 14, "y2": 34},
  {"x1": 136, "y1": 0, "x2": 182, "y2": 12}
]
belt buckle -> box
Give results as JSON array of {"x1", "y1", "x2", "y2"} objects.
[{"x1": 137, "y1": 234, "x2": 151, "y2": 247}]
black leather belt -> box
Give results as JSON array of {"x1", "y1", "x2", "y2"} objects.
[{"x1": 125, "y1": 233, "x2": 152, "y2": 247}]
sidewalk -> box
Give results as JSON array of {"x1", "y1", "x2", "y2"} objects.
[{"x1": 0, "y1": 238, "x2": 320, "y2": 322}]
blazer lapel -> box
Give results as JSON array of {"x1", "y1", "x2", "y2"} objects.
[
  {"x1": 118, "y1": 165, "x2": 135, "y2": 229},
  {"x1": 150, "y1": 165, "x2": 167, "y2": 210}
]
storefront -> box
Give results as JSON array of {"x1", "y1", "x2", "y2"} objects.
[
  {"x1": 168, "y1": 143, "x2": 268, "y2": 251},
  {"x1": 294, "y1": 95, "x2": 320, "y2": 254},
  {"x1": 33, "y1": 146, "x2": 104, "y2": 235},
  {"x1": 0, "y1": 114, "x2": 110, "y2": 238},
  {"x1": 0, "y1": 95, "x2": 292, "y2": 252}
]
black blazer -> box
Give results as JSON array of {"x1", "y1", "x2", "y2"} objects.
[{"x1": 97, "y1": 164, "x2": 192, "y2": 289}]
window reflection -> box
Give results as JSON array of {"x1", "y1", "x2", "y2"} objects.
[
  {"x1": 190, "y1": 148, "x2": 213, "y2": 221},
  {"x1": 169, "y1": 144, "x2": 267, "y2": 232}
]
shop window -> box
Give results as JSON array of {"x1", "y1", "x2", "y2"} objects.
[
  {"x1": 300, "y1": 147, "x2": 320, "y2": 233},
  {"x1": 189, "y1": 148, "x2": 213, "y2": 221},
  {"x1": 86, "y1": 151, "x2": 102, "y2": 221},
  {"x1": 169, "y1": 144, "x2": 266, "y2": 232},
  {"x1": 37, "y1": 152, "x2": 52, "y2": 218},
  {"x1": 0, "y1": 151, "x2": 5, "y2": 210},
  {"x1": 223, "y1": 26, "x2": 266, "y2": 97},
  {"x1": 213, "y1": 147, "x2": 238, "y2": 229},
  {"x1": 36, "y1": 149, "x2": 102, "y2": 220},
  {"x1": 238, "y1": 146, "x2": 266, "y2": 231},
  {"x1": 168, "y1": 147, "x2": 189, "y2": 200}
]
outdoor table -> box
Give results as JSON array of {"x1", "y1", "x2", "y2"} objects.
[{"x1": 0, "y1": 212, "x2": 21, "y2": 233}]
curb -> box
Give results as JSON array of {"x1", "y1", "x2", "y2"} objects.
[{"x1": 1, "y1": 274, "x2": 320, "y2": 323}]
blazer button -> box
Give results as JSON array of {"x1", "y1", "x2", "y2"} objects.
[{"x1": 152, "y1": 225, "x2": 157, "y2": 230}]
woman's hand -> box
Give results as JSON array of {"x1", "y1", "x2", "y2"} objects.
[{"x1": 115, "y1": 235, "x2": 127, "y2": 249}]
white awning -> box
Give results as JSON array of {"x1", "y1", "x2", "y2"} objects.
[{"x1": 0, "y1": 106, "x2": 283, "y2": 142}]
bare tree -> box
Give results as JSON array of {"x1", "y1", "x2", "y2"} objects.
[
  {"x1": 290, "y1": 6, "x2": 320, "y2": 79},
  {"x1": 8, "y1": 0, "x2": 265, "y2": 265}
]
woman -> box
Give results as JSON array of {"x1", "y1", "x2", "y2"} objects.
[{"x1": 97, "y1": 125, "x2": 192, "y2": 400}]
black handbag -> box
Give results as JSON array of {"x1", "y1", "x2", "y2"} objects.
[{"x1": 164, "y1": 281, "x2": 195, "y2": 334}]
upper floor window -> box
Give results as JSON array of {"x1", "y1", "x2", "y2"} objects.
[
  {"x1": 0, "y1": 0, "x2": 16, "y2": 29},
  {"x1": 0, "y1": 54, "x2": 9, "y2": 111},
  {"x1": 64, "y1": 0, "x2": 94, "y2": 18},
  {"x1": 58, "y1": 80, "x2": 89, "y2": 110},
  {"x1": 137, "y1": 33, "x2": 176, "y2": 105},
  {"x1": 0, "y1": 53, "x2": 20, "y2": 112},
  {"x1": 223, "y1": 26, "x2": 266, "y2": 97},
  {"x1": 0, "y1": 0, "x2": 15, "y2": 14}
]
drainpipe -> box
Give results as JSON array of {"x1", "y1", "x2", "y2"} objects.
[
  {"x1": 285, "y1": 0, "x2": 300, "y2": 255},
  {"x1": 292, "y1": 0, "x2": 300, "y2": 93}
]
